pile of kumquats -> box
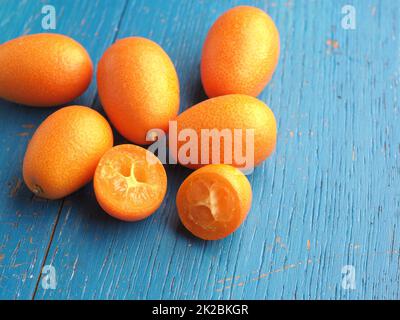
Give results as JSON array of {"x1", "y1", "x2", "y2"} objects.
[{"x1": 0, "y1": 6, "x2": 280, "y2": 240}]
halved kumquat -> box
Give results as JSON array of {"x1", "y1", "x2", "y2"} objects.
[
  {"x1": 94, "y1": 144, "x2": 167, "y2": 221},
  {"x1": 176, "y1": 164, "x2": 252, "y2": 240}
]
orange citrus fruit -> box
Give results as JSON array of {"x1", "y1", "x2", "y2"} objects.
[
  {"x1": 97, "y1": 37, "x2": 179, "y2": 145},
  {"x1": 201, "y1": 6, "x2": 280, "y2": 97},
  {"x1": 172, "y1": 94, "x2": 277, "y2": 170},
  {"x1": 94, "y1": 144, "x2": 167, "y2": 221},
  {"x1": 23, "y1": 106, "x2": 113, "y2": 199},
  {"x1": 176, "y1": 164, "x2": 252, "y2": 240},
  {"x1": 0, "y1": 33, "x2": 93, "y2": 106}
]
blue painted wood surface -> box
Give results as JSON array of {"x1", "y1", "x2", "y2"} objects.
[{"x1": 0, "y1": 0, "x2": 399, "y2": 299}]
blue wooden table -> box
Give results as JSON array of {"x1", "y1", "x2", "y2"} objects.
[{"x1": 0, "y1": 0, "x2": 399, "y2": 300}]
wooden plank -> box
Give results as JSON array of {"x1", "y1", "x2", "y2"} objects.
[
  {"x1": 10, "y1": 0, "x2": 400, "y2": 299},
  {"x1": 0, "y1": 0, "x2": 127, "y2": 299}
]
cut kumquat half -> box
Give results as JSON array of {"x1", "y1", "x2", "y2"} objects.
[
  {"x1": 94, "y1": 144, "x2": 167, "y2": 221},
  {"x1": 176, "y1": 164, "x2": 252, "y2": 240}
]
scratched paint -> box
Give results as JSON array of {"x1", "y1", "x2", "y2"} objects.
[{"x1": 8, "y1": 178, "x2": 22, "y2": 198}]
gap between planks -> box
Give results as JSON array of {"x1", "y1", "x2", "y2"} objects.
[{"x1": 30, "y1": 0, "x2": 131, "y2": 299}]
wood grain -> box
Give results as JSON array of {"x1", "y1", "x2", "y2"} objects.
[
  {"x1": 0, "y1": 0, "x2": 399, "y2": 300},
  {"x1": 0, "y1": 0, "x2": 127, "y2": 299}
]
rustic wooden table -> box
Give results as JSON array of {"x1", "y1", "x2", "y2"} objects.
[{"x1": 0, "y1": 0, "x2": 399, "y2": 299}]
